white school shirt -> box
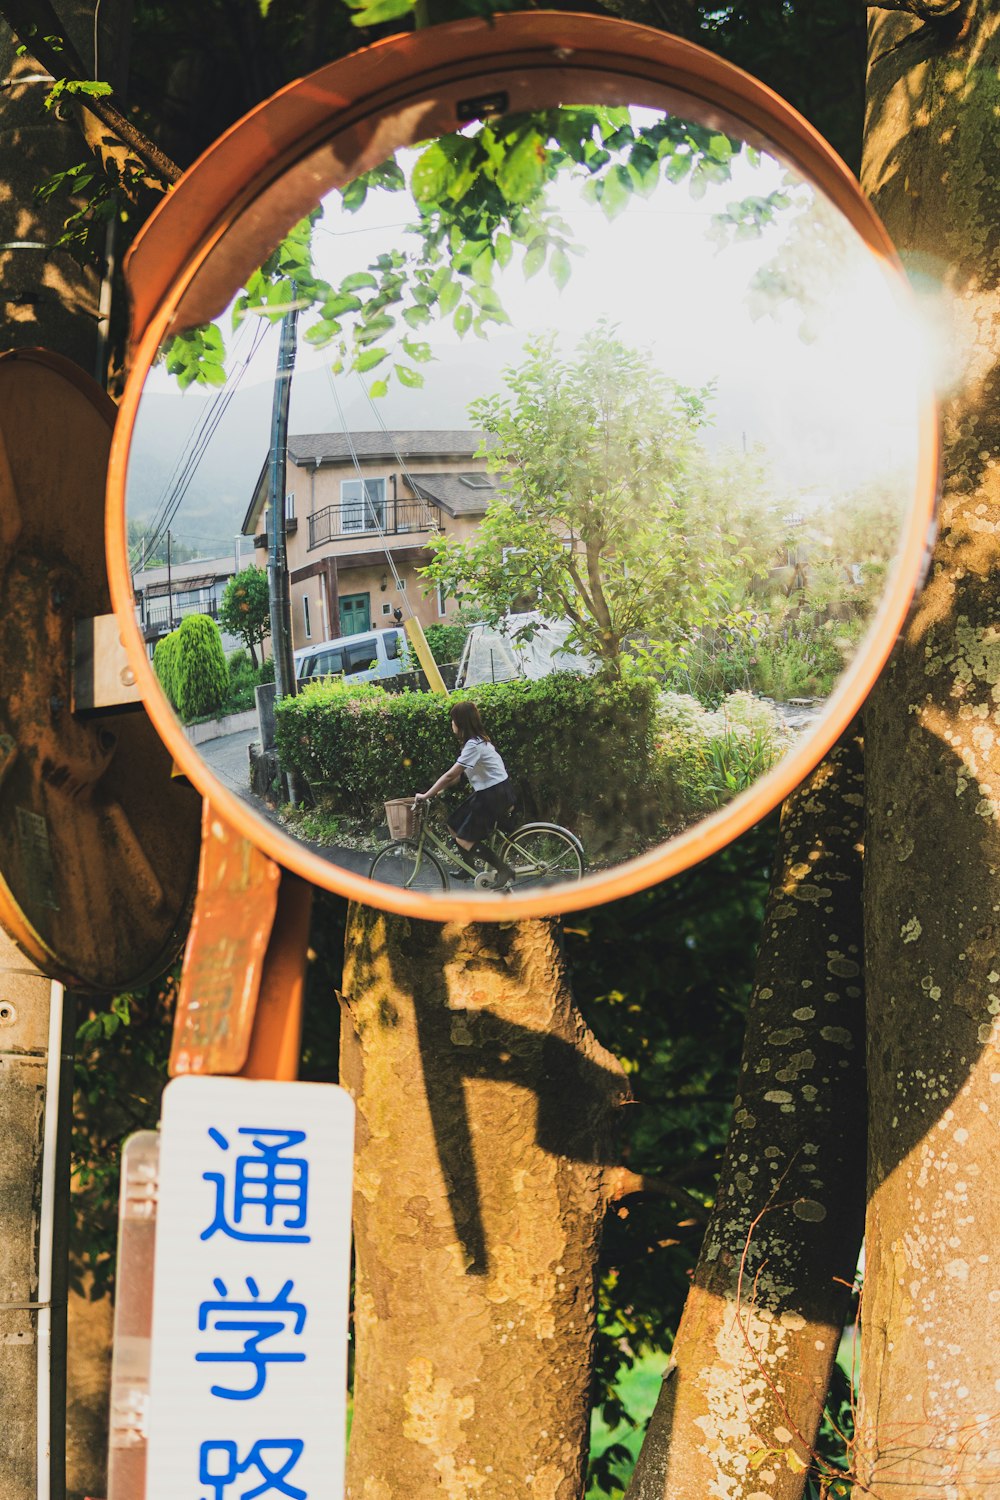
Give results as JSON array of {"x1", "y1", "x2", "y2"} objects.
[{"x1": 456, "y1": 736, "x2": 508, "y2": 791}]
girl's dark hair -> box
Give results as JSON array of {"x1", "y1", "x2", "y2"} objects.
[{"x1": 450, "y1": 700, "x2": 491, "y2": 746}]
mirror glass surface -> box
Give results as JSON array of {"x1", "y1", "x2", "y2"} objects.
[{"x1": 124, "y1": 97, "x2": 927, "y2": 901}]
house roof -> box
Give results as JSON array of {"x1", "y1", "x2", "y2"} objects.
[
  {"x1": 243, "y1": 429, "x2": 495, "y2": 534},
  {"x1": 407, "y1": 472, "x2": 504, "y2": 519},
  {"x1": 133, "y1": 556, "x2": 236, "y2": 592},
  {"x1": 288, "y1": 430, "x2": 483, "y2": 465}
]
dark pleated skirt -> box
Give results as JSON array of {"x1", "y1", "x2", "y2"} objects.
[{"x1": 448, "y1": 777, "x2": 516, "y2": 843}]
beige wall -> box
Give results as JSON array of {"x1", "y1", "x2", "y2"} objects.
[
  {"x1": 290, "y1": 560, "x2": 451, "y2": 652},
  {"x1": 256, "y1": 453, "x2": 487, "y2": 650}
]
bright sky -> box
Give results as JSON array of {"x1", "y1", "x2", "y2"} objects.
[{"x1": 131, "y1": 111, "x2": 929, "y2": 553}]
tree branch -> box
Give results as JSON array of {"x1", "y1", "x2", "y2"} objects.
[
  {"x1": 0, "y1": 0, "x2": 181, "y2": 187},
  {"x1": 604, "y1": 1166, "x2": 710, "y2": 1222},
  {"x1": 867, "y1": 0, "x2": 962, "y2": 17}
]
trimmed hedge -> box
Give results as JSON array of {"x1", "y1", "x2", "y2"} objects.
[
  {"x1": 171, "y1": 614, "x2": 228, "y2": 721},
  {"x1": 275, "y1": 672, "x2": 659, "y2": 854},
  {"x1": 152, "y1": 632, "x2": 179, "y2": 709}
]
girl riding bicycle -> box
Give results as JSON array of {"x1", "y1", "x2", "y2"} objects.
[{"x1": 415, "y1": 701, "x2": 517, "y2": 886}]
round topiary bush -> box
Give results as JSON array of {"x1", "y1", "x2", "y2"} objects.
[
  {"x1": 152, "y1": 630, "x2": 179, "y2": 710},
  {"x1": 173, "y1": 613, "x2": 229, "y2": 722}
]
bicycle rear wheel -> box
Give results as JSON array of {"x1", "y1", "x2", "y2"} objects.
[
  {"x1": 369, "y1": 839, "x2": 448, "y2": 891},
  {"x1": 501, "y1": 824, "x2": 585, "y2": 886}
]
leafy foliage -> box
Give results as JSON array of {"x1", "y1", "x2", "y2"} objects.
[
  {"x1": 162, "y1": 105, "x2": 749, "y2": 392},
  {"x1": 172, "y1": 613, "x2": 229, "y2": 721},
  {"x1": 564, "y1": 819, "x2": 776, "y2": 1494},
  {"x1": 275, "y1": 671, "x2": 659, "y2": 855},
  {"x1": 71, "y1": 982, "x2": 175, "y2": 1299},
  {"x1": 422, "y1": 621, "x2": 469, "y2": 665},
  {"x1": 423, "y1": 327, "x2": 738, "y2": 676},
  {"x1": 152, "y1": 630, "x2": 179, "y2": 709},
  {"x1": 654, "y1": 691, "x2": 791, "y2": 816},
  {"x1": 219, "y1": 566, "x2": 271, "y2": 666}
]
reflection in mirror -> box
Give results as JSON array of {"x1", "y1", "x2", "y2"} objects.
[{"x1": 126, "y1": 101, "x2": 923, "y2": 897}]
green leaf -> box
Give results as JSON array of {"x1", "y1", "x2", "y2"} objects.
[
  {"x1": 355, "y1": 312, "x2": 395, "y2": 346},
  {"x1": 340, "y1": 271, "x2": 378, "y2": 293},
  {"x1": 340, "y1": 177, "x2": 368, "y2": 213},
  {"x1": 401, "y1": 337, "x2": 432, "y2": 363},
  {"x1": 348, "y1": 0, "x2": 417, "y2": 27},
  {"x1": 354, "y1": 346, "x2": 388, "y2": 372},
  {"x1": 369, "y1": 379, "x2": 389, "y2": 398},
  {"x1": 411, "y1": 143, "x2": 451, "y2": 205},
  {"x1": 471, "y1": 246, "x2": 494, "y2": 286},
  {"x1": 496, "y1": 130, "x2": 546, "y2": 204},
  {"x1": 523, "y1": 237, "x2": 547, "y2": 279},
  {"x1": 550, "y1": 246, "x2": 571, "y2": 291},
  {"x1": 322, "y1": 292, "x2": 363, "y2": 318},
  {"x1": 395, "y1": 364, "x2": 424, "y2": 389},
  {"x1": 402, "y1": 305, "x2": 431, "y2": 328},
  {"x1": 438, "y1": 279, "x2": 461, "y2": 316},
  {"x1": 304, "y1": 319, "x2": 341, "y2": 346},
  {"x1": 494, "y1": 232, "x2": 513, "y2": 269},
  {"x1": 600, "y1": 164, "x2": 633, "y2": 220},
  {"x1": 454, "y1": 304, "x2": 472, "y2": 337}
]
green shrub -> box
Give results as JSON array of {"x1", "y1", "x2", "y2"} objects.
[
  {"x1": 153, "y1": 631, "x2": 179, "y2": 710},
  {"x1": 173, "y1": 614, "x2": 228, "y2": 722},
  {"x1": 749, "y1": 629, "x2": 847, "y2": 702},
  {"x1": 423, "y1": 622, "x2": 469, "y2": 666},
  {"x1": 275, "y1": 672, "x2": 658, "y2": 856},
  {"x1": 655, "y1": 690, "x2": 791, "y2": 817},
  {"x1": 223, "y1": 648, "x2": 261, "y2": 715}
]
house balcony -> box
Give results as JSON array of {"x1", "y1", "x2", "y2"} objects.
[
  {"x1": 307, "y1": 499, "x2": 434, "y2": 551},
  {"x1": 253, "y1": 516, "x2": 298, "y2": 549}
]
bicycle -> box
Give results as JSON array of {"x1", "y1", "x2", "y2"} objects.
[{"x1": 368, "y1": 798, "x2": 585, "y2": 892}]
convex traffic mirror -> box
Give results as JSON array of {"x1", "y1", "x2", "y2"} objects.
[{"x1": 108, "y1": 13, "x2": 937, "y2": 920}]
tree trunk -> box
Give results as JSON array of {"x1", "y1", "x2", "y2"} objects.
[
  {"x1": 0, "y1": 1, "x2": 128, "y2": 376},
  {"x1": 340, "y1": 907, "x2": 629, "y2": 1500},
  {"x1": 860, "y1": 5, "x2": 1000, "y2": 1492},
  {"x1": 626, "y1": 732, "x2": 867, "y2": 1500}
]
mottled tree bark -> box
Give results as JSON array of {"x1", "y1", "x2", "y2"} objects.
[
  {"x1": 860, "y1": 6, "x2": 1000, "y2": 1493},
  {"x1": 626, "y1": 734, "x2": 867, "y2": 1500},
  {"x1": 341, "y1": 909, "x2": 629, "y2": 1500},
  {"x1": 626, "y1": 735, "x2": 869, "y2": 1500}
]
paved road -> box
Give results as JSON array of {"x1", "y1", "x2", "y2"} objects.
[{"x1": 197, "y1": 728, "x2": 373, "y2": 876}]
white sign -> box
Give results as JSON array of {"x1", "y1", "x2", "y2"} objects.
[{"x1": 146, "y1": 1076, "x2": 355, "y2": 1500}]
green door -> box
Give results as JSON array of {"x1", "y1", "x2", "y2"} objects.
[{"x1": 339, "y1": 592, "x2": 370, "y2": 635}]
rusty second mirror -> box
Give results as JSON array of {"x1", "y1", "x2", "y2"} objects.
[{"x1": 108, "y1": 15, "x2": 937, "y2": 920}]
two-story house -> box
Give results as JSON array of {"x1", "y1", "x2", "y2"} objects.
[{"x1": 242, "y1": 430, "x2": 499, "y2": 651}]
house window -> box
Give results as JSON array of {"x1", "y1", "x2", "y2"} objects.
[
  {"x1": 341, "y1": 477, "x2": 386, "y2": 532},
  {"x1": 381, "y1": 602, "x2": 392, "y2": 616},
  {"x1": 303, "y1": 595, "x2": 311, "y2": 638},
  {"x1": 286, "y1": 492, "x2": 296, "y2": 520},
  {"x1": 397, "y1": 578, "x2": 406, "y2": 591}
]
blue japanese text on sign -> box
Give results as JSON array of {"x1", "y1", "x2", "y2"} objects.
[{"x1": 146, "y1": 1076, "x2": 355, "y2": 1500}]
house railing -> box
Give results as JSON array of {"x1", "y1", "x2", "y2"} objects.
[
  {"x1": 140, "y1": 597, "x2": 221, "y2": 638},
  {"x1": 308, "y1": 498, "x2": 434, "y2": 550}
]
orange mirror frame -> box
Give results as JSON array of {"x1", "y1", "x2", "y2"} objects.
[{"x1": 106, "y1": 12, "x2": 938, "y2": 922}]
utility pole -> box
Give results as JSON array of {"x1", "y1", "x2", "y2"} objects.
[
  {"x1": 266, "y1": 299, "x2": 304, "y2": 804},
  {"x1": 267, "y1": 301, "x2": 299, "y2": 704},
  {"x1": 166, "y1": 530, "x2": 174, "y2": 631}
]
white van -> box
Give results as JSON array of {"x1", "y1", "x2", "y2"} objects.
[{"x1": 294, "y1": 626, "x2": 410, "y2": 686}]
